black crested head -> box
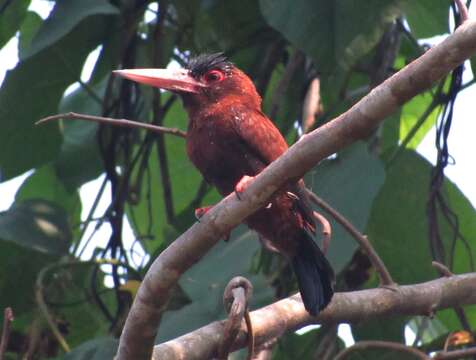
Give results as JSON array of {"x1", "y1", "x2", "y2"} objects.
[{"x1": 187, "y1": 53, "x2": 233, "y2": 78}]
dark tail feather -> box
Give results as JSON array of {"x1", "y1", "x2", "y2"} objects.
[{"x1": 292, "y1": 231, "x2": 335, "y2": 316}]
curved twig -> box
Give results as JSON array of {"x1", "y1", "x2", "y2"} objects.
[
  {"x1": 219, "y1": 277, "x2": 254, "y2": 360},
  {"x1": 454, "y1": 0, "x2": 469, "y2": 23},
  {"x1": 307, "y1": 191, "x2": 395, "y2": 287},
  {"x1": 36, "y1": 112, "x2": 187, "y2": 138},
  {"x1": 334, "y1": 340, "x2": 429, "y2": 360},
  {"x1": 313, "y1": 210, "x2": 331, "y2": 254}
]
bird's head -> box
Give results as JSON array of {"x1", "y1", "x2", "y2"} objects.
[{"x1": 114, "y1": 53, "x2": 261, "y2": 114}]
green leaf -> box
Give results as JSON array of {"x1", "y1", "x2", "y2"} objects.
[
  {"x1": 380, "y1": 109, "x2": 401, "y2": 156},
  {"x1": 0, "y1": 0, "x2": 30, "y2": 50},
  {"x1": 15, "y1": 164, "x2": 81, "y2": 218},
  {"x1": 56, "y1": 79, "x2": 109, "y2": 189},
  {"x1": 401, "y1": 0, "x2": 449, "y2": 38},
  {"x1": 0, "y1": 199, "x2": 72, "y2": 255},
  {"x1": 0, "y1": 15, "x2": 113, "y2": 180},
  {"x1": 56, "y1": 337, "x2": 118, "y2": 360},
  {"x1": 369, "y1": 150, "x2": 476, "y2": 284},
  {"x1": 156, "y1": 226, "x2": 274, "y2": 343},
  {"x1": 259, "y1": 0, "x2": 401, "y2": 74},
  {"x1": 306, "y1": 142, "x2": 385, "y2": 273},
  {"x1": 0, "y1": 238, "x2": 57, "y2": 314},
  {"x1": 374, "y1": 150, "x2": 476, "y2": 331},
  {"x1": 399, "y1": 91, "x2": 439, "y2": 149},
  {"x1": 18, "y1": 11, "x2": 42, "y2": 59},
  {"x1": 22, "y1": 0, "x2": 118, "y2": 59}
]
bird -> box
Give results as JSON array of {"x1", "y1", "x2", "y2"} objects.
[{"x1": 114, "y1": 53, "x2": 335, "y2": 316}]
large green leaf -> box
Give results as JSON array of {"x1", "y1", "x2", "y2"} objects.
[
  {"x1": 0, "y1": 239, "x2": 57, "y2": 314},
  {"x1": 0, "y1": 15, "x2": 113, "y2": 181},
  {"x1": 156, "y1": 226, "x2": 274, "y2": 343},
  {"x1": 0, "y1": 200, "x2": 70, "y2": 314},
  {"x1": 56, "y1": 78, "x2": 109, "y2": 189},
  {"x1": 401, "y1": 0, "x2": 449, "y2": 39},
  {"x1": 0, "y1": 199, "x2": 72, "y2": 255},
  {"x1": 259, "y1": 0, "x2": 401, "y2": 75},
  {"x1": 369, "y1": 150, "x2": 476, "y2": 330},
  {"x1": 15, "y1": 164, "x2": 81, "y2": 218},
  {"x1": 0, "y1": 0, "x2": 30, "y2": 50},
  {"x1": 18, "y1": 11, "x2": 42, "y2": 59},
  {"x1": 22, "y1": 0, "x2": 118, "y2": 59},
  {"x1": 306, "y1": 142, "x2": 385, "y2": 273},
  {"x1": 399, "y1": 91, "x2": 440, "y2": 149}
]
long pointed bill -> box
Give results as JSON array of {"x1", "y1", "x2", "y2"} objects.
[{"x1": 113, "y1": 68, "x2": 205, "y2": 93}]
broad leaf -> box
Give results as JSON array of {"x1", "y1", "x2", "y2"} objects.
[
  {"x1": 401, "y1": 0, "x2": 449, "y2": 39},
  {"x1": 306, "y1": 142, "x2": 385, "y2": 273},
  {"x1": 22, "y1": 0, "x2": 118, "y2": 59},
  {"x1": 260, "y1": 0, "x2": 401, "y2": 75},
  {"x1": 0, "y1": 15, "x2": 114, "y2": 180},
  {"x1": 0, "y1": 0, "x2": 29, "y2": 50},
  {"x1": 0, "y1": 199, "x2": 72, "y2": 255}
]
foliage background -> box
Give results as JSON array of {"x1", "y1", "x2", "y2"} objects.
[{"x1": 0, "y1": 0, "x2": 475, "y2": 359}]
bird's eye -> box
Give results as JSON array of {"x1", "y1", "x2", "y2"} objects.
[{"x1": 204, "y1": 69, "x2": 225, "y2": 83}]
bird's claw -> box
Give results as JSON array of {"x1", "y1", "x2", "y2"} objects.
[{"x1": 235, "y1": 175, "x2": 255, "y2": 200}]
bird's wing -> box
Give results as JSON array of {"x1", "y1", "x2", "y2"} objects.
[
  {"x1": 231, "y1": 107, "x2": 316, "y2": 230},
  {"x1": 231, "y1": 107, "x2": 288, "y2": 164}
]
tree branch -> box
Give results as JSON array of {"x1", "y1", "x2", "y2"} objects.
[
  {"x1": 115, "y1": 19, "x2": 476, "y2": 360},
  {"x1": 151, "y1": 273, "x2": 476, "y2": 359},
  {"x1": 334, "y1": 340, "x2": 429, "y2": 360}
]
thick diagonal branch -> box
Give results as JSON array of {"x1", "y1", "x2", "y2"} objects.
[
  {"x1": 152, "y1": 273, "x2": 476, "y2": 359},
  {"x1": 116, "y1": 20, "x2": 476, "y2": 360}
]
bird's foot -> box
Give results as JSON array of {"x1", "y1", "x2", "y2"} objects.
[
  {"x1": 235, "y1": 175, "x2": 255, "y2": 200},
  {"x1": 195, "y1": 206, "x2": 213, "y2": 221}
]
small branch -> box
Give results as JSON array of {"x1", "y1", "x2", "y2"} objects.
[
  {"x1": 36, "y1": 112, "x2": 187, "y2": 138},
  {"x1": 307, "y1": 191, "x2": 395, "y2": 287},
  {"x1": 434, "y1": 347, "x2": 476, "y2": 359},
  {"x1": 0, "y1": 308, "x2": 14, "y2": 360},
  {"x1": 432, "y1": 261, "x2": 454, "y2": 277},
  {"x1": 152, "y1": 273, "x2": 476, "y2": 359},
  {"x1": 219, "y1": 277, "x2": 254, "y2": 360},
  {"x1": 455, "y1": 0, "x2": 469, "y2": 23},
  {"x1": 116, "y1": 20, "x2": 476, "y2": 359},
  {"x1": 313, "y1": 211, "x2": 331, "y2": 254},
  {"x1": 334, "y1": 340, "x2": 429, "y2": 360},
  {"x1": 302, "y1": 78, "x2": 323, "y2": 133}
]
